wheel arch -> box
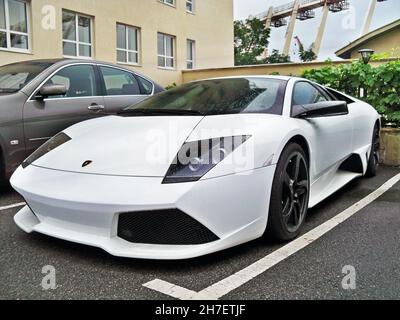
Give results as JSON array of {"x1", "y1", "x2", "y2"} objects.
[
  {"x1": 286, "y1": 135, "x2": 310, "y2": 166},
  {"x1": 274, "y1": 134, "x2": 311, "y2": 169}
]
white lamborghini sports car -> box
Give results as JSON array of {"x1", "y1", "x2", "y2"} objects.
[{"x1": 11, "y1": 76, "x2": 380, "y2": 260}]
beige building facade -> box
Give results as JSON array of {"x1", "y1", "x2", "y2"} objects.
[
  {"x1": 0, "y1": 0, "x2": 234, "y2": 86},
  {"x1": 336, "y1": 19, "x2": 400, "y2": 59}
]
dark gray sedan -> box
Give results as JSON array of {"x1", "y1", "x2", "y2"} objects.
[{"x1": 0, "y1": 59, "x2": 164, "y2": 185}]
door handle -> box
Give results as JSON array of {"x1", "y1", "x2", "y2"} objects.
[{"x1": 88, "y1": 104, "x2": 105, "y2": 112}]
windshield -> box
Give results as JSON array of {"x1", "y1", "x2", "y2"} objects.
[
  {"x1": 125, "y1": 78, "x2": 287, "y2": 116},
  {"x1": 0, "y1": 61, "x2": 53, "y2": 93}
]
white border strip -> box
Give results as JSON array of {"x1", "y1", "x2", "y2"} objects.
[
  {"x1": 0, "y1": 202, "x2": 25, "y2": 211},
  {"x1": 144, "y1": 173, "x2": 400, "y2": 300}
]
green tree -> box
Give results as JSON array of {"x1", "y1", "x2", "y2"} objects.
[
  {"x1": 266, "y1": 49, "x2": 291, "y2": 64},
  {"x1": 234, "y1": 18, "x2": 270, "y2": 66},
  {"x1": 295, "y1": 37, "x2": 317, "y2": 62},
  {"x1": 299, "y1": 45, "x2": 317, "y2": 62}
]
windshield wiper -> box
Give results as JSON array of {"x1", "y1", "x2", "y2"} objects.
[
  {"x1": 0, "y1": 88, "x2": 18, "y2": 93},
  {"x1": 118, "y1": 108, "x2": 204, "y2": 116}
]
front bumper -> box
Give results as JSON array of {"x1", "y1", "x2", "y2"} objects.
[{"x1": 11, "y1": 164, "x2": 275, "y2": 260}]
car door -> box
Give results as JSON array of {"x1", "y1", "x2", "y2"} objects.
[
  {"x1": 326, "y1": 87, "x2": 369, "y2": 153},
  {"x1": 23, "y1": 63, "x2": 105, "y2": 154},
  {"x1": 292, "y1": 81, "x2": 353, "y2": 177},
  {"x1": 98, "y1": 65, "x2": 152, "y2": 114}
]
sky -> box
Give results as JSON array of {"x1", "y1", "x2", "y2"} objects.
[{"x1": 234, "y1": 0, "x2": 400, "y2": 61}]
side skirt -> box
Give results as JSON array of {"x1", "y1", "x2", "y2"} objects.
[{"x1": 309, "y1": 170, "x2": 362, "y2": 208}]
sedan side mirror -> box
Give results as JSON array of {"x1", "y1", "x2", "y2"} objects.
[
  {"x1": 292, "y1": 101, "x2": 349, "y2": 119},
  {"x1": 36, "y1": 84, "x2": 67, "y2": 100}
]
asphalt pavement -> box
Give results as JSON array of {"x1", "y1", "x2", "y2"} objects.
[{"x1": 0, "y1": 165, "x2": 399, "y2": 300}]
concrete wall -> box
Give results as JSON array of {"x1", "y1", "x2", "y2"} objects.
[
  {"x1": 381, "y1": 128, "x2": 400, "y2": 166},
  {"x1": 0, "y1": 0, "x2": 234, "y2": 86},
  {"x1": 182, "y1": 59, "x2": 396, "y2": 83}
]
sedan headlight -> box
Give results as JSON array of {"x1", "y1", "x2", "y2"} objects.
[
  {"x1": 163, "y1": 135, "x2": 251, "y2": 184},
  {"x1": 22, "y1": 132, "x2": 71, "y2": 168}
]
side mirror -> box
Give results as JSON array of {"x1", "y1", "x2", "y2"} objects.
[
  {"x1": 292, "y1": 101, "x2": 349, "y2": 119},
  {"x1": 36, "y1": 84, "x2": 67, "y2": 100}
]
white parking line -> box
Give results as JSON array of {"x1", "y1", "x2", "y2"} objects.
[
  {"x1": 145, "y1": 279, "x2": 198, "y2": 300},
  {"x1": 0, "y1": 202, "x2": 25, "y2": 211},
  {"x1": 143, "y1": 173, "x2": 400, "y2": 300}
]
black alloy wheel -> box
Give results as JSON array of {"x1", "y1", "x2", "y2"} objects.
[
  {"x1": 365, "y1": 124, "x2": 380, "y2": 178},
  {"x1": 281, "y1": 151, "x2": 309, "y2": 233},
  {"x1": 265, "y1": 143, "x2": 310, "y2": 241}
]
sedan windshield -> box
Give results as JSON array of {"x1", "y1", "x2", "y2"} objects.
[
  {"x1": 0, "y1": 61, "x2": 53, "y2": 93},
  {"x1": 123, "y1": 78, "x2": 287, "y2": 116}
]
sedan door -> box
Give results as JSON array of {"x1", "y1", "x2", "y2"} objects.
[
  {"x1": 292, "y1": 81, "x2": 353, "y2": 178},
  {"x1": 98, "y1": 65, "x2": 152, "y2": 114},
  {"x1": 23, "y1": 64, "x2": 105, "y2": 154}
]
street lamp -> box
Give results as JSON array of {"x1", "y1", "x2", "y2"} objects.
[{"x1": 359, "y1": 49, "x2": 375, "y2": 64}]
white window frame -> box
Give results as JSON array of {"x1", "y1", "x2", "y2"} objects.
[
  {"x1": 0, "y1": 0, "x2": 31, "y2": 54},
  {"x1": 186, "y1": 39, "x2": 195, "y2": 69},
  {"x1": 116, "y1": 23, "x2": 140, "y2": 66},
  {"x1": 159, "y1": 0, "x2": 175, "y2": 8},
  {"x1": 62, "y1": 10, "x2": 93, "y2": 59},
  {"x1": 186, "y1": 0, "x2": 195, "y2": 13},
  {"x1": 157, "y1": 33, "x2": 176, "y2": 70}
]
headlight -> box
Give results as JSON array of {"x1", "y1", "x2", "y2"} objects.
[
  {"x1": 163, "y1": 135, "x2": 251, "y2": 184},
  {"x1": 22, "y1": 132, "x2": 71, "y2": 168}
]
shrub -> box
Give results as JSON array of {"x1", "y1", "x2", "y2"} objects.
[
  {"x1": 302, "y1": 60, "x2": 400, "y2": 127},
  {"x1": 165, "y1": 83, "x2": 177, "y2": 90}
]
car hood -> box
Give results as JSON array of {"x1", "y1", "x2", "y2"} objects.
[
  {"x1": 31, "y1": 113, "x2": 288, "y2": 177},
  {"x1": 32, "y1": 115, "x2": 204, "y2": 177}
]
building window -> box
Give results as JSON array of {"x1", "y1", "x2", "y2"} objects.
[
  {"x1": 116, "y1": 24, "x2": 140, "y2": 65},
  {"x1": 186, "y1": 0, "x2": 195, "y2": 13},
  {"x1": 187, "y1": 39, "x2": 195, "y2": 69},
  {"x1": 62, "y1": 10, "x2": 93, "y2": 58},
  {"x1": 160, "y1": 0, "x2": 175, "y2": 7},
  {"x1": 157, "y1": 33, "x2": 175, "y2": 69},
  {"x1": 0, "y1": 0, "x2": 30, "y2": 52}
]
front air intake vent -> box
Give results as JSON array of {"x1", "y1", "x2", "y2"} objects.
[{"x1": 118, "y1": 209, "x2": 219, "y2": 245}]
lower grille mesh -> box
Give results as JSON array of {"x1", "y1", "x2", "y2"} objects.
[{"x1": 117, "y1": 209, "x2": 219, "y2": 245}]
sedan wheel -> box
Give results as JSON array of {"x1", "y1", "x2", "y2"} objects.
[{"x1": 265, "y1": 143, "x2": 310, "y2": 241}]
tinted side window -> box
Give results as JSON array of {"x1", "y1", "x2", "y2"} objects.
[
  {"x1": 326, "y1": 87, "x2": 355, "y2": 104},
  {"x1": 292, "y1": 82, "x2": 327, "y2": 106},
  {"x1": 44, "y1": 64, "x2": 98, "y2": 98},
  {"x1": 100, "y1": 66, "x2": 140, "y2": 96},
  {"x1": 137, "y1": 76, "x2": 153, "y2": 95}
]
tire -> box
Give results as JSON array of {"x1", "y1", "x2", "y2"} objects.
[
  {"x1": 264, "y1": 143, "x2": 310, "y2": 241},
  {"x1": 365, "y1": 124, "x2": 380, "y2": 178},
  {"x1": 0, "y1": 153, "x2": 6, "y2": 190}
]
